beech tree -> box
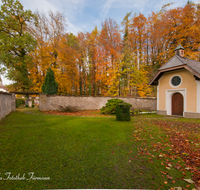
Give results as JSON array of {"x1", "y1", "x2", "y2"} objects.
[{"x1": 0, "y1": 0, "x2": 37, "y2": 90}]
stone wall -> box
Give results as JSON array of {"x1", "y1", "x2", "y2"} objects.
[
  {"x1": 0, "y1": 92, "x2": 15, "y2": 120},
  {"x1": 39, "y1": 94, "x2": 157, "y2": 111}
]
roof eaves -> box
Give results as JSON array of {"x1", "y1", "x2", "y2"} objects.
[
  {"x1": 148, "y1": 71, "x2": 161, "y2": 85},
  {"x1": 184, "y1": 64, "x2": 200, "y2": 78},
  {"x1": 149, "y1": 65, "x2": 187, "y2": 85}
]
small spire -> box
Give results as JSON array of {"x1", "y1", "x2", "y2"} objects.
[
  {"x1": 174, "y1": 44, "x2": 185, "y2": 51},
  {"x1": 175, "y1": 44, "x2": 185, "y2": 57}
]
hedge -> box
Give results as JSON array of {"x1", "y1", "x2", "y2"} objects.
[{"x1": 116, "y1": 103, "x2": 131, "y2": 121}]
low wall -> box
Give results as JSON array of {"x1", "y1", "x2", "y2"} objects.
[
  {"x1": 39, "y1": 94, "x2": 157, "y2": 111},
  {"x1": 184, "y1": 112, "x2": 200, "y2": 119},
  {"x1": 157, "y1": 110, "x2": 167, "y2": 116},
  {"x1": 0, "y1": 92, "x2": 15, "y2": 120}
]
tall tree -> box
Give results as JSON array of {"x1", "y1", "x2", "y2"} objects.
[
  {"x1": 98, "y1": 18, "x2": 122, "y2": 96},
  {"x1": 29, "y1": 11, "x2": 66, "y2": 93},
  {"x1": 121, "y1": 12, "x2": 133, "y2": 96},
  {"x1": 58, "y1": 33, "x2": 79, "y2": 95},
  {"x1": 42, "y1": 67, "x2": 58, "y2": 94},
  {"x1": 87, "y1": 26, "x2": 99, "y2": 96},
  {"x1": 77, "y1": 32, "x2": 88, "y2": 96},
  {"x1": 0, "y1": 0, "x2": 37, "y2": 91}
]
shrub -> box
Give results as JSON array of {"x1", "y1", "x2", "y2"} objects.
[
  {"x1": 16, "y1": 99, "x2": 25, "y2": 108},
  {"x1": 116, "y1": 103, "x2": 131, "y2": 121},
  {"x1": 32, "y1": 105, "x2": 35, "y2": 108},
  {"x1": 100, "y1": 99, "x2": 132, "y2": 115}
]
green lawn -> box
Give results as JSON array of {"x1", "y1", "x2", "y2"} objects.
[{"x1": 0, "y1": 110, "x2": 199, "y2": 189}]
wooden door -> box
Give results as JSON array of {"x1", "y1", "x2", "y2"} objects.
[{"x1": 172, "y1": 93, "x2": 183, "y2": 116}]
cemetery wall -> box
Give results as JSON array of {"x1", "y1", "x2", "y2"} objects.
[
  {"x1": 0, "y1": 92, "x2": 15, "y2": 120},
  {"x1": 39, "y1": 94, "x2": 157, "y2": 111}
]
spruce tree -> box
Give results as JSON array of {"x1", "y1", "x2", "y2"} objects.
[{"x1": 42, "y1": 68, "x2": 58, "y2": 94}]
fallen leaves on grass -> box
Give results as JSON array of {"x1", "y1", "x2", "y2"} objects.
[
  {"x1": 129, "y1": 119, "x2": 200, "y2": 189},
  {"x1": 153, "y1": 120, "x2": 200, "y2": 187},
  {"x1": 42, "y1": 110, "x2": 114, "y2": 117}
]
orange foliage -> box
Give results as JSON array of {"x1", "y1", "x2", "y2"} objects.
[{"x1": 28, "y1": 3, "x2": 200, "y2": 97}]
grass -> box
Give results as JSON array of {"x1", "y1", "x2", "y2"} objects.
[
  {"x1": 0, "y1": 109, "x2": 199, "y2": 189},
  {"x1": 16, "y1": 104, "x2": 41, "y2": 114}
]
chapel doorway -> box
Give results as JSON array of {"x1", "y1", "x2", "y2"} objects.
[{"x1": 172, "y1": 93, "x2": 183, "y2": 116}]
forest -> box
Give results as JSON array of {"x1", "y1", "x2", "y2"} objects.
[{"x1": 0, "y1": 0, "x2": 200, "y2": 97}]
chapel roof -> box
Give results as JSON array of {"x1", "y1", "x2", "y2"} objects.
[
  {"x1": 159, "y1": 55, "x2": 200, "y2": 73},
  {"x1": 149, "y1": 55, "x2": 200, "y2": 85}
]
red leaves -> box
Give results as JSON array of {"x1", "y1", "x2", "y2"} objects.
[
  {"x1": 42, "y1": 110, "x2": 112, "y2": 117},
  {"x1": 160, "y1": 171, "x2": 167, "y2": 175},
  {"x1": 166, "y1": 175, "x2": 173, "y2": 180},
  {"x1": 153, "y1": 120, "x2": 200, "y2": 187}
]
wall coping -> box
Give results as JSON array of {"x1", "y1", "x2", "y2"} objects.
[
  {"x1": 0, "y1": 92, "x2": 14, "y2": 95},
  {"x1": 42, "y1": 94, "x2": 157, "y2": 99}
]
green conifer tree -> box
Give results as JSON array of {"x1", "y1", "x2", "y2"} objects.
[{"x1": 42, "y1": 68, "x2": 58, "y2": 94}]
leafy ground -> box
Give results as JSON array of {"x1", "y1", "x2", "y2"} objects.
[
  {"x1": 153, "y1": 120, "x2": 200, "y2": 186},
  {"x1": 43, "y1": 110, "x2": 111, "y2": 117},
  {"x1": 0, "y1": 108, "x2": 199, "y2": 189}
]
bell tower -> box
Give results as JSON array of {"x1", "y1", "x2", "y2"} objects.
[{"x1": 174, "y1": 44, "x2": 185, "y2": 57}]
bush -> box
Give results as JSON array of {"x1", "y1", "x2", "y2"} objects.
[
  {"x1": 100, "y1": 98, "x2": 132, "y2": 115},
  {"x1": 16, "y1": 99, "x2": 25, "y2": 108},
  {"x1": 116, "y1": 103, "x2": 131, "y2": 121}
]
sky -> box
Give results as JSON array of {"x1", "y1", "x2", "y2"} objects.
[{"x1": 1, "y1": 0, "x2": 200, "y2": 85}]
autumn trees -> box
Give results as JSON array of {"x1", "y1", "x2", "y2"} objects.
[
  {"x1": 1, "y1": 1, "x2": 199, "y2": 97},
  {"x1": 25, "y1": 2, "x2": 200, "y2": 97}
]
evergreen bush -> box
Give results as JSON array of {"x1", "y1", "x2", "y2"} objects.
[
  {"x1": 100, "y1": 98, "x2": 132, "y2": 115},
  {"x1": 42, "y1": 67, "x2": 58, "y2": 95},
  {"x1": 116, "y1": 103, "x2": 131, "y2": 121}
]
